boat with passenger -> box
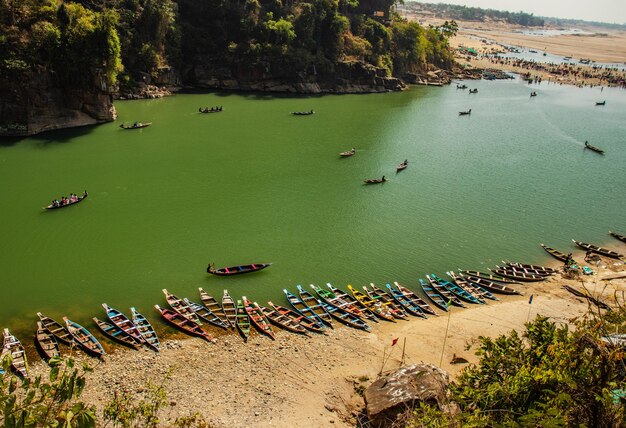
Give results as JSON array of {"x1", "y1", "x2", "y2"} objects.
[
  {"x1": 45, "y1": 191, "x2": 88, "y2": 210},
  {"x1": 207, "y1": 262, "x2": 271, "y2": 276},
  {"x1": 584, "y1": 141, "x2": 604, "y2": 154},
  {"x1": 120, "y1": 122, "x2": 151, "y2": 129}
]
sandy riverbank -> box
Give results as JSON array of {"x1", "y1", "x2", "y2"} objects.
[{"x1": 26, "y1": 247, "x2": 626, "y2": 427}]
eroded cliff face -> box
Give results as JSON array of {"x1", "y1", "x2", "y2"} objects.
[{"x1": 0, "y1": 72, "x2": 116, "y2": 137}]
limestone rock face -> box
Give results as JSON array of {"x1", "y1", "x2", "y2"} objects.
[{"x1": 364, "y1": 364, "x2": 452, "y2": 427}]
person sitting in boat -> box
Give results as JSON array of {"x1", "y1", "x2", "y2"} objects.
[
  {"x1": 69, "y1": 194, "x2": 76, "y2": 203},
  {"x1": 133, "y1": 121, "x2": 139, "y2": 128},
  {"x1": 52, "y1": 199, "x2": 59, "y2": 207},
  {"x1": 381, "y1": 176, "x2": 386, "y2": 182},
  {"x1": 404, "y1": 159, "x2": 408, "y2": 164}
]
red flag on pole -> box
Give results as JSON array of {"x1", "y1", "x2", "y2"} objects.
[{"x1": 392, "y1": 338, "x2": 399, "y2": 346}]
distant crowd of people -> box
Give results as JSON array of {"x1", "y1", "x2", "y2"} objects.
[{"x1": 50, "y1": 191, "x2": 87, "y2": 207}]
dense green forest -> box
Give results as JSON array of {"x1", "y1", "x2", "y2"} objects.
[
  {"x1": 0, "y1": 0, "x2": 457, "y2": 93},
  {"x1": 408, "y1": 1, "x2": 545, "y2": 27}
]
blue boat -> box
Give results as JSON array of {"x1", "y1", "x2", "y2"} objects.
[
  {"x1": 317, "y1": 300, "x2": 371, "y2": 331},
  {"x1": 184, "y1": 298, "x2": 230, "y2": 330},
  {"x1": 447, "y1": 272, "x2": 498, "y2": 301},
  {"x1": 419, "y1": 278, "x2": 458, "y2": 309},
  {"x1": 283, "y1": 289, "x2": 326, "y2": 330},
  {"x1": 297, "y1": 285, "x2": 334, "y2": 327},
  {"x1": 131, "y1": 307, "x2": 160, "y2": 351},
  {"x1": 63, "y1": 317, "x2": 106, "y2": 358},
  {"x1": 385, "y1": 283, "x2": 427, "y2": 318},
  {"x1": 428, "y1": 274, "x2": 481, "y2": 304},
  {"x1": 103, "y1": 303, "x2": 145, "y2": 344}
]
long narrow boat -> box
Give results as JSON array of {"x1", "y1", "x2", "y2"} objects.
[
  {"x1": 120, "y1": 122, "x2": 151, "y2": 129},
  {"x1": 198, "y1": 288, "x2": 231, "y2": 327},
  {"x1": 35, "y1": 321, "x2": 60, "y2": 361},
  {"x1": 584, "y1": 141, "x2": 605, "y2": 154},
  {"x1": 422, "y1": 277, "x2": 464, "y2": 308},
  {"x1": 296, "y1": 285, "x2": 334, "y2": 327},
  {"x1": 348, "y1": 285, "x2": 395, "y2": 321},
  {"x1": 162, "y1": 289, "x2": 202, "y2": 325},
  {"x1": 63, "y1": 317, "x2": 106, "y2": 358},
  {"x1": 269, "y1": 302, "x2": 325, "y2": 334},
  {"x1": 428, "y1": 274, "x2": 481, "y2": 304},
  {"x1": 235, "y1": 300, "x2": 251, "y2": 341},
  {"x1": 37, "y1": 312, "x2": 73, "y2": 345},
  {"x1": 45, "y1": 192, "x2": 88, "y2": 210},
  {"x1": 222, "y1": 290, "x2": 237, "y2": 329},
  {"x1": 540, "y1": 244, "x2": 573, "y2": 263},
  {"x1": 385, "y1": 283, "x2": 427, "y2": 318},
  {"x1": 609, "y1": 231, "x2": 626, "y2": 244},
  {"x1": 490, "y1": 267, "x2": 545, "y2": 282},
  {"x1": 418, "y1": 279, "x2": 450, "y2": 311},
  {"x1": 504, "y1": 261, "x2": 557, "y2": 274},
  {"x1": 257, "y1": 302, "x2": 309, "y2": 336},
  {"x1": 363, "y1": 176, "x2": 386, "y2": 184},
  {"x1": 396, "y1": 160, "x2": 408, "y2": 172},
  {"x1": 460, "y1": 270, "x2": 520, "y2": 284},
  {"x1": 3, "y1": 329, "x2": 28, "y2": 377},
  {"x1": 339, "y1": 148, "x2": 355, "y2": 157},
  {"x1": 447, "y1": 272, "x2": 498, "y2": 301},
  {"x1": 207, "y1": 262, "x2": 271, "y2": 276},
  {"x1": 103, "y1": 303, "x2": 145, "y2": 344},
  {"x1": 130, "y1": 307, "x2": 160, "y2": 351},
  {"x1": 364, "y1": 284, "x2": 408, "y2": 319},
  {"x1": 317, "y1": 300, "x2": 371, "y2": 331},
  {"x1": 184, "y1": 298, "x2": 230, "y2": 329},
  {"x1": 154, "y1": 305, "x2": 213, "y2": 342},
  {"x1": 572, "y1": 239, "x2": 624, "y2": 259},
  {"x1": 243, "y1": 297, "x2": 275, "y2": 339},
  {"x1": 324, "y1": 284, "x2": 378, "y2": 322},
  {"x1": 284, "y1": 289, "x2": 327, "y2": 328},
  {"x1": 93, "y1": 317, "x2": 140, "y2": 349},
  {"x1": 459, "y1": 274, "x2": 522, "y2": 295},
  {"x1": 311, "y1": 284, "x2": 374, "y2": 322},
  {"x1": 392, "y1": 282, "x2": 437, "y2": 316},
  {"x1": 495, "y1": 264, "x2": 552, "y2": 277},
  {"x1": 562, "y1": 285, "x2": 611, "y2": 310}
]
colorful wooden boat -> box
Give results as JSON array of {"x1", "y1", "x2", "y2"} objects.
[
  {"x1": 540, "y1": 244, "x2": 573, "y2": 263},
  {"x1": 63, "y1": 317, "x2": 106, "y2": 358},
  {"x1": 162, "y1": 289, "x2": 202, "y2": 325},
  {"x1": 447, "y1": 272, "x2": 498, "y2": 301},
  {"x1": 312, "y1": 284, "x2": 375, "y2": 322},
  {"x1": 490, "y1": 267, "x2": 545, "y2": 282},
  {"x1": 103, "y1": 303, "x2": 145, "y2": 344},
  {"x1": 269, "y1": 302, "x2": 325, "y2": 334},
  {"x1": 222, "y1": 290, "x2": 237, "y2": 329},
  {"x1": 497, "y1": 264, "x2": 552, "y2": 277},
  {"x1": 35, "y1": 321, "x2": 60, "y2": 361},
  {"x1": 206, "y1": 262, "x2": 271, "y2": 276},
  {"x1": 396, "y1": 160, "x2": 408, "y2": 171},
  {"x1": 364, "y1": 284, "x2": 408, "y2": 319},
  {"x1": 392, "y1": 282, "x2": 437, "y2": 315},
  {"x1": 317, "y1": 300, "x2": 371, "y2": 331},
  {"x1": 257, "y1": 302, "x2": 309, "y2": 335},
  {"x1": 423, "y1": 277, "x2": 464, "y2": 307},
  {"x1": 184, "y1": 298, "x2": 230, "y2": 329},
  {"x1": 131, "y1": 307, "x2": 160, "y2": 351},
  {"x1": 339, "y1": 148, "x2": 355, "y2": 157},
  {"x1": 242, "y1": 297, "x2": 275, "y2": 339},
  {"x1": 459, "y1": 274, "x2": 522, "y2": 295},
  {"x1": 198, "y1": 288, "x2": 231, "y2": 327},
  {"x1": 572, "y1": 239, "x2": 624, "y2": 259},
  {"x1": 609, "y1": 231, "x2": 626, "y2": 244},
  {"x1": 418, "y1": 279, "x2": 450, "y2": 311},
  {"x1": 93, "y1": 317, "x2": 140, "y2": 349},
  {"x1": 460, "y1": 270, "x2": 520, "y2": 284},
  {"x1": 363, "y1": 176, "x2": 386, "y2": 184},
  {"x1": 235, "y1": 300, "x2": 251, "y2": 341},
  {"x1": 120, "y1": 122, "x2": 151, "y2": 129},
  {"x1": 45, "y1": 192, "x2": 88, "y2": 210},
  {"x1": 428, "y1": 274, "x2": 481, "y2": 304},
  {"x1": 325, "y1": 284, "x2": 378, "y2": 322},
  {"x1": 154, "y1": 305, "x2": 213, "y2": 342},
  {"x1": 348, "y1": 285, "x2": 395, "y2": 321},
  {"x1": 504, "y1": 261, "x2": 557, "y2": 274},
  {"x1": 296, "y1": 285, "x2": 334, "y2": 327},
  {"x1": 283, "y1": 289, "x2": 327, "y2": 328},
  {"x1": 3, "y1": 329, "x2": 28, "y2": 377},
  {"x1": 385, "y1": 283, "x2": 427, "y2": 318},
  {"x1": 37, "y1": 312, "x2": 73, "y2": 345}
]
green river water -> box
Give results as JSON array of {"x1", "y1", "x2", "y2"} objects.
[{"x1": 1, "y1": 78, "x2": 625, "y2": 342}]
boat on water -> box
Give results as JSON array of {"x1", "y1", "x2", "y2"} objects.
[
  {"x1": 609, "y1": 231, "x2": 626, "y2": 244},
  {"x1": 199, "y1": 106, "x2": 223, "y2": 113},
  {"x1": 396, "y1": 160, "x2": 408, "y2": 172},
  {"x1": 595, "y1": 101, "x2": 606, "y2": 106},
  {"x1": 312, "y1": 284, "x2": 374, "y2": 322},
  {"x1": 37, "y1": 312, "x2": 73, "y2": 345},
  {"x1": 63, "y1": 317, "x2": 106, "y2": 358},
  {"x1": 458, "y1": 109, "x2": 471, "y2": 115},
  {"x1": 584, "y1": 141, "x2": 605, "y2": 154},
  {"x1": 269, "y1": 301, "x2": 325, "y2": 334},
  {"x1": 460, "y1": 270, "x2": 520, "y2": 284},
  {"x1": 243, "y1": 297, "x2": 275, "y2": 339},
  {"x1": 235, "y1": 300, "x2": 251, "y2": 341},
  {"x1": 284, "y1": 289, "x2": 327, "y2": 328},
  {"x1": 154, "y1": 305, "x2": 213, "y2": 342},
  {"x1": 540, "y1": 243, "x2": 575, "y2": 263},
  {"x1": 120, "y1": 122, "x2": 151, "y2": 129},
  {"x1": 418, "y1": 278, "x2": 450, "y2": 311},
  {"x1": 45, "y1": 191, "x2": 88, "y2": 210},
  {"x1": 103, "y1": 303, "x2": 145, "y2": 344},
  {"x1": 348, "y1": 285, "x2": 395, "y2": 321},
  {"x1": 257, "y1": 302, "x2": 309, "y2": 336},
  {"x1": 423, "y1": 277, "x2": 465, "y2": 307},
  {"x1": 489, "y1": 267, "x2": 545, "y2": 282},
  {"x1": 325, "y1": 284, "x2": 378, "y2": 322},
  {"x1": 458, "y1": 274, "x2": 522, "y2": 295},
  {"x1": 503, "y1": 261, "x2": 557, "y2": 274},
  {"x1": 130, "y1": 307, "x2": 160, "y2": 351},
  {"x1": 206, "y1": 262, "x2": 271, "y2": 276},
  {"x1": 93, "y1": 317, "x2": 141, "y2": 349},
  {"x1": 222, "y1": 290, "x2": 237, "y2": 329},
  {"x1": 184, "y1": 298, "x2": 230, "y2": 329},
  {"x1": 296, "y1": 285, "x2": 334, "y2": 327},
  {"x1": 428, "y1": 274, "x2": 481, "y2": 304},
  {"x1": 364, "y1": 284, "x2": 408, "y2": 319},
  {"x1": 292, "y1": 110, "x2": 314, "y2": 116},
  {"x1": 469, "y1": 88, "x2": 478, "y2": 94},
  {"x1": 3, "y1": 329, "x2": 28, "y2": 377},
  {"x1": 198, "y1": 288, "x2": 231, "y2": 327},
  {"x1": 456, "y1": 84, "x2": 467, "y2": 89},
  {"x1": 530, "y1": 92, "x2": 537, "y2": 97},
  {"x1": 339, "y1": 148, "x2": 356, "y2": 157},
  {"x1": 317, "y1": 300, "x2": 371, "y2": 331},
  {"x1": 35, "y1": 321, "x2": 60, "y2": 361},
  {"x1": 364, "y1": 176, "x2": 386, "y2": 184},
  {"x1": 572, "y1": 239, "x2": 624, "y2": 259},
  {"x1": 162, "y1": 289, "x2": 202, "y2": 324},
  {"x1": 388, "y1": 282, "x2": 434, "y2": 316},
  {"x1": 447, "y1": 272, "x2": 498, "y2": 301}
]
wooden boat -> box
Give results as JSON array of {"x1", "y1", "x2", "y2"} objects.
[
  {"x1": 609, "y1": 231, "x2": 626, "y2": 244},
  {"x1": 257, "y1": 302, "x2": 309, "y2": 335},
  {"x1": 243, "y1": 297, "x2": 275, "y2": 339},
  {"x1": 2, "y1": 329, "x2": 28, "y2": 377},
  {"x1": 573, "y1": 239, "x2": 624, "y2": 259},
  {"x1": 269, "y1": 302, "x2": 325, "y2": 334},
  {"x1": 504, "y1": 261, "x2": 557, "y2": 274},
  {"x1": 396, "y1": 160, "x2": 408, "y2": 172},
  {"x1": 130, "y1": 307, "x2": 160, "y2": 351},
  {"x1": 540, "y1": 243, "x2": 573, "y2": 263},
  {"x1": 317, "y1": 300, "x2": 371, "y2": 331},
  {"x1": 120, "y1": 122, "x2": 151, "y2": 129},
  {"x1": 283, "y1": 289, "x2": 327, "y2": 328},
  {"x1": 35, "y1": 321, "x2": 60, "y2": 361},
  {"x1": 456, "y1": 84, "x2": 467, "y2": 89},
  {"x1": 447, "y1": 272, "x2": 498, "y2": 301},
  {"x1": 45, "y1": 192, "x2": 88, "y2": 210},
  {"x1": 347, "y1": 285, "x2": 395, "y2": 321},
  {"x1": 458, "y1": 274, "x2": 522, "y2": 295},
  {"x1": 296, "y1": 285, "x2": 334, "y2": 327},
  {"x1": 364, "y1": 284, "x2": 408, "y2": 319},
  {"x1": 184, "y1": 298, "x2": 230, "y2": 329},
  {"x1": 423, "y1": 277, "x2": 465, "y2": 307},
  {"x1": 154, "y1": 305, "x2": 213, "y2": 342},
  {"x1": 103, "y1": 303, "x2": 145, "y2": 344},
  {"x1": 469, "y1": 88, "x2": 478, "y2": 93},
  {"x1": 339, "y1": 148, "x2": 356, "y2": 157},
  {"x1": 596, "y1": 101, "x2": 606, "y2": 106},
  {"x1": 496, "y1": 264, "x2": 552, "y2": 277},
  {"x1": 363, "y1": 176, "x2": 386, "y2": 184},
  {"x1": 458, "y1": 109, "x2": 471, "y2": 115},
  {"x1": 460, "y1": 270, "x2": 520, "y2": 284},
  {"x1": 37, "y1": 312, "x2": 73, "y2": 345},
  {"x1": 206, "y1": 262, "x2": 271, "y2": 276},
  {"x1": 198, "y1": 288, "x2": 231, "y2": 327},
  {"x1": 63, "y1": 317, "x2": 106, "y2": 358},
  {"x1": 428, "y1": 274, "x2": 481, "y2": 304},
  {"x1": 292, "y1": 110, "x2": 314, "y2": 116},
  {"x1": 530, "y1": 92, "x2": 537, "y2": 97},
  {"x1": 584, "y1": 141, "x2": 605, "y2": 154},
  {"x1": 235, "y1": 300, "x2": 251, "y2": 341},
  {"x1": 386, "y1": 283, "x2": 429, "y2": 317},
  {"x1": 222, "y1": 290, "x2": 237, "y2": 329},
  {"x1": 93, "y1": 317, "x2": 140, "y2": 349},
  {"x1": 325, "y1": 284, "x2": 378, "y2": 321},
  {"x1": 490, "y1": 267, "x2": 545, "y2": 282},
  {"x1": 418, "y1": 279, "x2": 450, "y2": 311},
  {"x1": 199, "y1": 107, "x2": 223, "y2": 113},
  {"x1": 312, "y1": 284, "x2": 375, "y2": 322},
  {"x1": 162, "y1": 289, "x2": 202, "y2": 325},
  {"x1": 562, "y1": 285, "x2": 611, "y2": 310},
  {"x1": 393, "y1": 282, "x2": 437, "y2": 315}
]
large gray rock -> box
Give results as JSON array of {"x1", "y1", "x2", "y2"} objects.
[{"x1": 364, "y1": 363, "x2": 453, "y2": 427}]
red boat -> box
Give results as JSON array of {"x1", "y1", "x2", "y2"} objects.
[
  {"x1": 243, "y1": 297, "x2": 275, "y2": 339},
  {"x1": 206, "y1": 262, "x2": 271, "y2": 276},
  {"x1": 154, "y1": 305, "x2": 214, "y2": 342}
]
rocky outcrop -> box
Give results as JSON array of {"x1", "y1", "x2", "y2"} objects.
[{"x1": 364, "y1": 364, "x2": 457, "y2": 427}]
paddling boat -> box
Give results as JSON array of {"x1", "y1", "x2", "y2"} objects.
[
  {"x1": 120, "y1": 122, "x2": 151, "y2": 129},
  {"x1": 2, "y1": 329, "x2": 28, "y2": 377},
  {"x1": 386, "y1": 283, "x2": 429, "y2": 317},
  {"x1": 64, "y1": 317, "x2": 106, "y2": 358},
  {"x1": 292, "y1": 110, "x2": 314, "y2": 116},
  {"x1": 269, "y1": 302, "x2": 325, "y2": 334},
  {"x1": 45, "y1": 192, "x2": 88, "y2": 210},
  {"x1": 243, "y1": 297, "x2": 275, "y2": 339},
  {"x1": 257, "y1": 302, "x2": 309, "y2": 336},
  {"x1": 363, "y1": 176, "x2": 386, "y2": 184},
  {"x1": 103, "y1": 303, "x2": 145, "y2": 344},
  {"x1": 154, "y1": 305, "x2": 213, "y2": 342},
  {"x1": 207, "y1": 262, "x2": 271, "y2": 276},
  {"x1": 609, "y1": 231, "x2": 626, "y2": 244},
  {"x1": 37, "y1": 312, "x2": 73, "y2": 345},
  {"x1": 364, "y1": 283, "x2": 408, "y2": 319},
  {"x1": 35, "y1": 321, "x2": 60, "y2": 361},
  {"x1": 93, "y1": 317, "x2": 140, "y2": 349},
  {"x1": 199, "y1": 288, "x2": 231, "y2": 327},
  {"x1": 235, "y1": 300, "x2": 251, "y2": 341},
  {"x1": 458, "y1": 109, "x2": 471, "y2": 115},
  {"x1": 573, "y1": 239, "x2": 623, "y2": 259},
  {"x1": 184, "y1": 298, "x2": 230, "y2": 329},
  {"x1": 458, "y1": 274, "x2": 522, "y2": 295},
  {"x1": 339, "y1": 148, "x2": 356, "y2": 157},
  {"x1": 595, "y1": 101, "x2": 606, "y2": 106},
  {"x1": 418, "y1": 278, "x2": 450, "y2": 311},
  {"x1": 162, "y1": 289, "x2": 202, "y2": 325},
  {"x1": 222, "y1": 290, "x2": 237, "y2": 329},
  {"x1": 396, "y1": 160, "x2": 408, "y2": 172},
  {"x1": 131, "y1": 307, "x2": 160, "y2": 351},
  {"x1": 584, "y1": 141, "x2": 605, "y2": 154},
  {"x1": 296, "y1": 285, "x2": 334, "y2": 327}
]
